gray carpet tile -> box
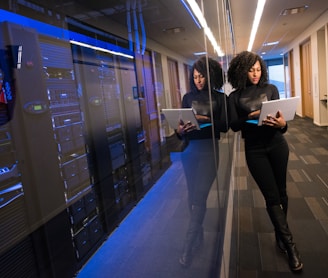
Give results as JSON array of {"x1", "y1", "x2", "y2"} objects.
[
  {"x1": 231, "y1": 116, "x2": 328, "y2": 278},
  {"x1": 75, "y1": 116, "x2": 327, "y2": 278}
]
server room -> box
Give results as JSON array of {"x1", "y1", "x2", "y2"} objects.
[{"x1": 0, "y1": 1, "x2": 327, "y2": 278}]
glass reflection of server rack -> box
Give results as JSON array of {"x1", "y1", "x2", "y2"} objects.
[
  {"x1": 0, "y1": 22, "x2": 37, "y2": 278},
  {"x1": 39, "y1": 36, "x2": 103, "y2": 266},
  {"x1": 0, "y1": 125, "x2": 28, "y2": 255},
  {"x1": 0, "y1": 27, "x2": 26, "y2": 256},
  {"x1": 0, "y1": 21, "x2": 103, "y2": 277},
  {"x1": 71, "y1": 41, "x2": 144, "y2": 229}
]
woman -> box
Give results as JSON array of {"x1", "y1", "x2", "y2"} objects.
[
  {"x1": 227, "y1": 51, "x2": 303, "y2": 272},
  {"x1": 176, "y1": 56, "x2": 228, "y2": 267}
]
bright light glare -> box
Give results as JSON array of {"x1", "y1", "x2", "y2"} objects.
[
  {"x1": 69, "y1": 40, "x2": 134, "y2": 59},
  {"x1": 186, "y1": 0, "x2": 207, "y2": 28},
  {"x1": 180, "y1": 0, "x2": 201, "y2": 29},
  {"x1": 247, "y1": 0, "x2": 266, "y2": 52},
  {"x1": 186, "y1": 0, "x2": 224, "y2": 57}
]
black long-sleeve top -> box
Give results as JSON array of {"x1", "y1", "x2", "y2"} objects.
[
  {"x1": 182, "y1": 89, "x2": 228, "y2": 140},
  {"x1": 228, "y1": 84, "x2": 287, "y2": 141}
]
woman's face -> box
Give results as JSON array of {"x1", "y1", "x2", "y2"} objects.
[
  {"x1": 247, "y1": 60, "x2": 261, "y2": 85},
  {"x1": 193, "y1": 69, "x2": 206, "y2": 91}
]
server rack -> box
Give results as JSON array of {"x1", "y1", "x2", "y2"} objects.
[
  {"x1": 0, "y1": 9, "x2": 171, "y2": 277},
  {"x1": 71, "y1": 42, "x2": 145, "y2": 228},
  {"x1": 0, "y1": 21, "x2": 103, "y2": 277},
  {"x1": 39, "y1": 36, "x2": 103, "y2": 268}
]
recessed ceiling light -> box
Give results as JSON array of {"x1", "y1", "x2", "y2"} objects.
[
  {"x1": 281, "y1": 5, "x2": 308, "y2": 16},
  {"x1": 263, "y1": 41, "x2": 279, "y2": 46},
  {"x1": 194, "y1": 51, "x2": 207, "y2": 56},
  {"x1": 248, "y1": 0, "x2": 266, "y2": 52}
]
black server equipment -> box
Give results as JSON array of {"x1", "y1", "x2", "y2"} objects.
[
  {"x1": 0, "y1": 8, "x2": 172, "y2": 277},
  {"x1": 115, "y1": 55, "x2": 146, "y2": 199},
  {"x1": 71, "y1": 41, "x2": 145, "y2": 228},
  {"x1": 0, "y1": 26, "x2": 28, "y2": 257},
  {"x1": 38, "y1": 36, "x2": 104, "y2": 267},
  {"x1": 0, "y1": 20, "x2": 103, "y2": 277},
  {"x1": 0, "y1": 21, "x2": 52, "y2": 278}
]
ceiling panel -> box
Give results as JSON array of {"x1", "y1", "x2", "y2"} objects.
[{"x1": 21, "y1": 0, "x2": 328, "y2": 61}]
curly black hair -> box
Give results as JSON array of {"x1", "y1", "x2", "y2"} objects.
[
  {"x1": 227, "y1": 51, "x2": 268, "y2": 90},
  {"x1": 190, "y1": 56, "x2": 224, "y2": 92}
]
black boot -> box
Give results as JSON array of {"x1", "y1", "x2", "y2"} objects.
[
  {"x1": 267, "y1": 205, "x2": 303, "y2": 272},
  {"x1": 275, "y1": 197, "x2": 288, "y2": 253},
  {"x1": 193, "y1": 226, "x2": 204, "y2": 250},
  {"x1": 179, "y1": 205, "x2": 206, "y2": 268},
  {"x1": 275, "y1": 232, "x2": 286, "y2": 253},
  {"x1": 281, "y1": 196, "x2": 288, "y2": 215}
]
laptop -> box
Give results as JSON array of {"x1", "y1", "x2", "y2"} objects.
[
  {"x1": 162, "y1": 108, "x2": 212, "y2": 130},
  {"x1": 247, "y1": 96, "x2": 300, "y2": 126}
]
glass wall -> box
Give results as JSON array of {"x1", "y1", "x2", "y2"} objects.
[{"x1": 0, "y1": 1, "x2": 235, "y2": 277}]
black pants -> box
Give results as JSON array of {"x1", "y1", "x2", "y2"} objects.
[
  {"x1": 181, "y1": 139, "x2": 219, "y2": 210},
  {"x1": 245, "y1": 133, "x2": 289, "y2": 207}
]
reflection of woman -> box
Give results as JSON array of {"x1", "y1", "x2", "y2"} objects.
[
  {"x1": 176, "y1": 56, "x2": 228, "y2": 267},
  {"x1": 228, "y1": 51, "x2": 303, "y2": 272}
]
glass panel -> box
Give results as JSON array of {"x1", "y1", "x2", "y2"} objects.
[{"x1": 0, "y1": 1, "x2": 234, "y2": 277}]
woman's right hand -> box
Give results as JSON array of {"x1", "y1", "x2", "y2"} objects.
[{"x1": 177, "y1": 119, "x2": 196, "y2": 135}]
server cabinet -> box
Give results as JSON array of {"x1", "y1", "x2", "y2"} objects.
[
  {"x1": 38, "y1": 36, "x2": 104, "y2": 267},
  {"x1": 0, "y1": 21, "x2": 104, "y2": 277},
  {"x1": 115, "y1": 56, "x2": 146, "y2": 198},
  {"x1": 71, "y1": 43, "x2": 145, "y2": 228},
  {"x1": 1, "y1": 21, "x2": 67, "y2": 229},
  {"x1": 0, "y1": 49, "x2": 28, "y2": 254},
  {"x1": 0, "y1": 21, "x2": 40, "y2": 278},
  {"x1": 0, "y1": 10, "x2": 172, "y2": 276},
  {"x1": 0, "y1": 236, "x2": 39, "y2": 278},
  {"x1": 0, "y1": 21, "x2": 75, "y2": 278}
]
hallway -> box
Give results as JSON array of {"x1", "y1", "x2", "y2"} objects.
[
  {"x1": 230, "y1": 116, "x2": 328, "y2": 277},
  {"x1": 76, "y1": 116, "x2": 328, "y2": 278}
]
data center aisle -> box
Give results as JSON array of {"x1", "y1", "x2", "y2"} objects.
[
  {"x1": 230, "y1": 116, "x2": 328, "y2": 278},
  {"x1": 76, "y1": 147, "x2": 222, "y2": 278},
  {"x1": 76, "y1": 116, "x2": 328, "y2": 278}
]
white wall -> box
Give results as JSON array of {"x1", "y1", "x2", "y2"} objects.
[{"x1": 286, "y1": 10, "x2": 328, "y2": 126}]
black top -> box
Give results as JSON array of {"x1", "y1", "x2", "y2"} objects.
[
  {"x1": 228, "y1": 84, "x2": 287, "y2": 140},
  {"x1": 182, "y1": 89, "x2": 228, "y2": 140}
]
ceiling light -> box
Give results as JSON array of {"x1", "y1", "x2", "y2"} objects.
[
  {"x1": 263, "y1": 41, "x2": 279, "y2": 46},
  {"x1": 194, "y1": 51, "x2": 207, "y2": 56},
  {"x1": 180, "y1": 0, "x2": 201, "y2": 29},
  {"x1": 181, "y1": 0, "x2": 224, "y2": 57},
  {"x1": 281, "y1": 5, "x2": 308, "y2": 16},
  {"x1": 248, "y1": 0, "x2": 266, "y2": 52},
  {"x1": 69, "y1": 40, "x2": 134, "y2": 59}
]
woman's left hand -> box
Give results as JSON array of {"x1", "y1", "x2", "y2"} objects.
[
  {"x1": 195, "y1": 114, "x2": 210, "y2": 123},
  {"x1": 262, "y1": 110, "x2": 286, "y2": 128}
]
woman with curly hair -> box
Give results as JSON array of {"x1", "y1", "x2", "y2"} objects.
[
  {"x1": 176, "y1": 56, "x2": 228, "y2": 267},
  {"x1": 227, "y1": 51, "x2": 303, "y2": 272}
]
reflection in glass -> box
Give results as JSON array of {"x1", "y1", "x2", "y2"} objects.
[{"x1": 0, "y1": 0, "x2": 236, "y2": 277}]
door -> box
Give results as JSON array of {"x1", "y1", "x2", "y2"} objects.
[
  {"x1": 167, "y1": 58, "x2": 181, "y2": 108},
  {"x1": 300, "y1": 40, "x2": 313, "y2": 118},
  {"x1": 284, "y1": 50, "x2": 295, "y2": 98}
]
